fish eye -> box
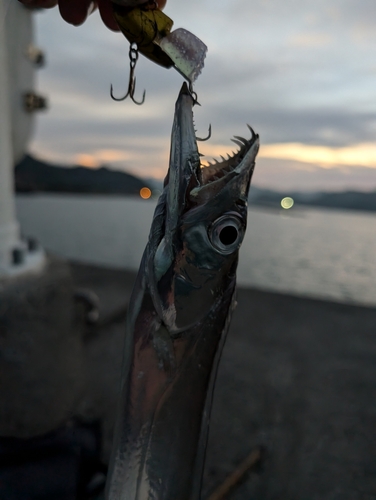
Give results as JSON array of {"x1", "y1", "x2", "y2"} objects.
[{"x1": 209, "y1": 214, "x2": 245, "y2": 255}]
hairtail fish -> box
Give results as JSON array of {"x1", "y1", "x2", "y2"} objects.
[{"x1": 106, "y1": 82, "x2": 259, "y2": 499}]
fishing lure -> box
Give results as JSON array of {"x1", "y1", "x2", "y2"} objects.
[{"x1": 111, "y1": 0, "x2": 207, "y2": 103}]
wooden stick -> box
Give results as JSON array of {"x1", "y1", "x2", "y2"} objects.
[{"x1": 206, "y1": 447, "x2": 263, "y2": 500}]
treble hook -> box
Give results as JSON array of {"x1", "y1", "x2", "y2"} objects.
[
  {"x1": 110, "y1": 43, "x2": 146, "y2": 105},
  {"x1": 196, "y1": 124, "x2": 212, "y2": 142}
]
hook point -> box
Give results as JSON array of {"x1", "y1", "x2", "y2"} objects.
[{"x1": 197, "y1": 124, "x2": 212, "y2": 142}]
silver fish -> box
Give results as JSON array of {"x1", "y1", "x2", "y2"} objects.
[{"x1": 106, "y1": 83, "x2": 259, "y2": 500}]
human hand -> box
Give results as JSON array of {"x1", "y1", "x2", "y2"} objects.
[{"x1": 18, "y1": 0, "x2": 167, "y2": 31}]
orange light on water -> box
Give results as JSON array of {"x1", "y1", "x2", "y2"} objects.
[{"x1": 140, "y1": 187, "x2": 152, "y2": 199}]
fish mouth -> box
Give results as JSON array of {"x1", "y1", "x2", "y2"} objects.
[
  {"x1": 189, "y1": 126, "x2": 259, "y2": 206},
  {"x1": 167, "y1": 82, "x2": 259, "y2": 219},
  {"x1": 199, "y1": 125, "x2": 259, "y2": 185}
]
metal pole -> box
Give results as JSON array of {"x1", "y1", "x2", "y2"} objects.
[
  {"x1": 0, "y1": 0, "x2": 46, "y2": 276},
  {"x1": 0, "y1": 0, "x2": 20, "y2": 273}
]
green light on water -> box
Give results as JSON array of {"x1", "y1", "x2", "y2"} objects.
[{"x1": 281, "y1": 197, "x2": 294, "y2": 209}]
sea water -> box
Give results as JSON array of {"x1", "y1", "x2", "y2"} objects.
[{"x1": 16, "y1": 195, "x2": 376, "y2": 307}]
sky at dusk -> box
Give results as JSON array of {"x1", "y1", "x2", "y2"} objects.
[{"x1": 26, "y1": 0, "x2": 376, "y2": 191}]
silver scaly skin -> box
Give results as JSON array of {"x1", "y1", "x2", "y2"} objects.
[{"x1": 106, "y1": 83, "x2": 259, "y2": 500}]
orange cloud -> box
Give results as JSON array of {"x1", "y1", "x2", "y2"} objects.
[
  {"x1": 198, "y1": 141, "x2": 376, "y2": 171},
  {"x1": 74, "y1": 154, "x2": 100, "y2": 168},
  {"x1": 74, "y1": 149, "x2": 132, "y2": 166},
  {"x1": 259, "y1": 143, "x2": 376, "y2": 168},
  {"x1": 95, "y1": 150, "x2": 130, "y2": 163}
]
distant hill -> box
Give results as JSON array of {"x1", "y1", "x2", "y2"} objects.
[
  {"x1": 15, "y1": 154, "x2": 376, "y2": 213},
  {"x1": 15, "y1": 155, "x2": 151, "y2": 196},
  {"x1": 249, "y1": 187, "x2": 376, "y2": 213}
]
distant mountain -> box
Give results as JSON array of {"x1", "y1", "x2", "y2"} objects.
[
  {"x1": 249, "y1": 186, "x2": 376, "y2": 213},
  {"x1": 15, "y1": 155, "x2": 151, "y2": 196},
  {"x1": 15, "y1": 155, "x2": 376, "y2": 213}
]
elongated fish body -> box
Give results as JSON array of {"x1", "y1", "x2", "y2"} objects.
[{"x1": 106, "y1": 83, "x2": 259, "y2": 500}]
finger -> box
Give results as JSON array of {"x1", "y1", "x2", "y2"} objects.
[
  {"x1": 58, "y1": 0, "x2": 95, "y2": 26},
  {"x1": 98, "y1": 0, "x2": 120, "y2": 31},
  {"x1": 156, "y1": 0, "x2": 166, "y2": 9}
]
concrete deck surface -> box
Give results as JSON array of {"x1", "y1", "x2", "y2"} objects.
[{"x1": 69, "y1": 262, "x2": 376, "y2": 499}]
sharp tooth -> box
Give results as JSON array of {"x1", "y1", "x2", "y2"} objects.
[
  {"x1": 220, "y1": 155, "x2": 226, "y2": 161},
  {"x1": 247, "y1": 124, "x2": 257, "y2": 139},
  {"x1": 227, "y1": 153, "x2": 232, "y2": 160},
  {"x1": 199, "y1": 153, "x2": 205, "y2": 157},
  {"x1": 231, "y1": 138, "x2": 243, "y2": 148},
  {"x1": 234, "y1": 135, "x2": 248, "y2": 145}
]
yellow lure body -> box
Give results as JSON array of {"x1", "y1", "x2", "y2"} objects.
[{"x1": 113, "y1": 5, "x2": 175, "y2": 68}]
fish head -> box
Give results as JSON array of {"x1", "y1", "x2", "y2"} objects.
[{"x1": 148, "y1": 83, "x2": 259, "y2": 334}]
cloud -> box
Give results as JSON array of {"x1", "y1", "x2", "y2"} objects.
[
  {"x1": 27, "y1": 0, "x2": 376, "y2": 192},
  {"x1": 252, "y1": 158, "x2": 376, "y2": 192},
  {"x1": 196, "y1": 105, "x2": 376, "y2": 149},
  {"x1": 287, "y1": 33, "x2": 334, "y2": 47},
  {"x1": 260, "y1": 142, "x2": 376, "y2": 168}
]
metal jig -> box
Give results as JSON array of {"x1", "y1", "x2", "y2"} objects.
[
  {"x1": 110, "y1": 42, "x2": 146, "y2": 105},
  {"x1": 196, "y1": 124, "x2": 212, "y2": 142}
]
